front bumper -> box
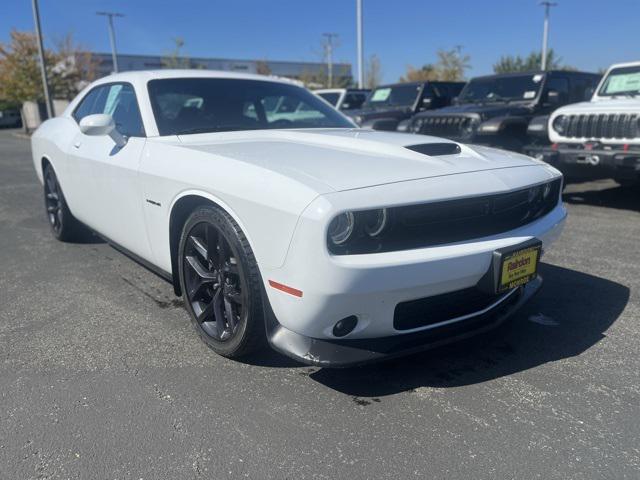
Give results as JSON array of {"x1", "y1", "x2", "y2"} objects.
[
  {"x1": 266, "y1": 276, "x2": 542, "y2": 367},
  {"x1": 524, "y1": 144, "x2": 640, "y2": 182}
]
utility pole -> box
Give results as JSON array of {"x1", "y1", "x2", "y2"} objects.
[
  {"x1": 356, "y1": 0, "x2": 364, "y2": 88},
  {"x1": 97, "y1": 11, "x2": 124, "y2": 73},
  {"x1": 31, "y1": 0, "x2": 54, "y2": 119},
  {"x1": 322, "y1": 33, "x2": 339, "y2": 88},
  {"x1": 540, "y1": 1, "x2": 557, "y2": 71}
]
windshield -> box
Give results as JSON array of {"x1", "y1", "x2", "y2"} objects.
[
  {"x1": 458, "y1": 74, "x2": 545, "y2": 103},
  {"x1": 598, "y1": 65, "x2": 640, "y2": 97},
  {"x1": 317, "y1": 92, "x2": 341, "y2": 106},
  {"x1": 148, "y1": 78, "x2": 354, "y2": 136},
  {"x1": 364, "y1": 84, "x2": 421, "y2": 108}
]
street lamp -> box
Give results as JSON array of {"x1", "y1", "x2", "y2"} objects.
[
  {"x1": 540, "y1": 1, "x2": 557, "y2": 71},
  {"x1": 97, "y1": 11, "x2": 124, "y2": 73},
  {"x1": 31, "y1": 0, "x2": 54, "y2": 119},
  {"x1": 356, "y1": 0, "x2": 364, "y2": 88}
]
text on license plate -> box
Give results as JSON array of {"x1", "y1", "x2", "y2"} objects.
[{"x1": 498, "y1": 246, "x2": 540, "y2": 292}]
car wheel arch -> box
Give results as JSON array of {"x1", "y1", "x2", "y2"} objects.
[
  {"x1": 40, "y1": 155, "x2": 54, "y2": 181},
  {"x1": 167, "y1": 191, "x2": 259, "y2": 297}
]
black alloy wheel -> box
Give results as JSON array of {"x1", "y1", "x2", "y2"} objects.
[
  {"x1": 44, "y1": 166, "x2": 63, "y2": 236},
  {"x1": 43, "y1": 164, "x2": 82, "y2": 241},
  {"x1": 179, "y1": 206, "x2": 264, "y2": 358}
]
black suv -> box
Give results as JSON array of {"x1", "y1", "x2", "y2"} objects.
[
  {"x1": 345, "y1": 81, "x2": 465, "y2": 131},
  {"x1": 408, "y1": 71, "x2": 601, "y2": 152}
]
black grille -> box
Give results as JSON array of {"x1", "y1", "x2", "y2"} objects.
[
  {"x1": 562, "y1": 113, "x2": 639, "y2": 139},
  {"x1": 331, "y1": 178, "x2": 562, "y2": 255},
  {"x1": 394, "y1": 287, "x2": 511, "y2": 330},
  {"x1": 415, "y1": 116, "x2": 472, "y2": 137}
]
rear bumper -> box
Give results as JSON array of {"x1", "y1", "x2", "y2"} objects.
[
  {"x1": 266, "y1": 276, "x2": 542, "y2": 367},
  {"x1": 524, "y1": 144, "x2": 640, "y2": 182}
]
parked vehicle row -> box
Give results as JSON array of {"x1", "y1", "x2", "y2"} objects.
[
  {"x1": 332, "y1": 63, "x2": 639, "y2": 186},
  {"x1": 333, "y1": 71, "x2": 600, "y2": 153},
  {"x1": 524, "y1": 61, "x2": 640, "y2": 186}
]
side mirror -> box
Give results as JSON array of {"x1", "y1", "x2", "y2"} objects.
[
  {"x1": 341, "y1": 102, "x2": 351, "y2": 110},
  {"x1": 79, "y1": 114, "x2": 126, "y2": 147},
  {"x1": 420, "y1": 97, "x2": 433, "y2": 110},
  {"x1": 545, "y1": 89, "x2": 561, "y2": 106}
]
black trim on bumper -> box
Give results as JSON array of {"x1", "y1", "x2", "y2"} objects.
[
  {"x1": 524, "y1": 144, "x2": 640, "y2": 182},
  {"x1": 265, "y1": 276, "x2": 543, "y2": 368}
]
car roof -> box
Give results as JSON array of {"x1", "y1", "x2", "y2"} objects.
[
  {"x1": 469, "y1": 70, "x2": 599, "y2": 81},
  {"x1": 606, "y1": 61, "x2": 640, "y2": 70},
  {"x1": 90, "y1": 69, "x2": 300, "y2": 86}
]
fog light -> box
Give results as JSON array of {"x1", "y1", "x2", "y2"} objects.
[{"x1": 332, "y1": 315, "x2": 358, "y2": 337}]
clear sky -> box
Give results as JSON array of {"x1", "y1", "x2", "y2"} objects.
[{"x1": 3, "y1": 0, "x2": 639, "y2": 82}]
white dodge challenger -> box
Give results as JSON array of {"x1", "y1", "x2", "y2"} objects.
[{"x1": 31, "y1": 70, "x2": 566, "y2": 367}]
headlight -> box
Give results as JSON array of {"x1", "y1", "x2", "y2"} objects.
[
  {"x1": 552, "y1": 115, "x2": 567, "y2": 135},
  {"x1": 411, "y1": 118, "x2": 424, "y2": 133},
  {"x1": 327, "y1": 208, "x2": 389, "y2": 249},
  {"x1": 363, "y1": 208, "x2": 388, "y2": 237},
  {"x1": 328, "y1": 212, "x2": 355, "y2": 245},
  {"x1": 353, "y1": 115, "x2": 363, "y2": 125},
  {"x1": 396, "y1": 119, "x2": 411, "y2": 132},
  {"x1": 461, "y1": 118, "x2": 480, "y2": 139}
]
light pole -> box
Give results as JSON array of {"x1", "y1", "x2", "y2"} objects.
[
  {"x1": 31, "y1": 0, "x2": 54, "y2": 119},
  {"x1": 356, "y1": 0, "x2": 364, "y2": 88},
  {"x1": 540, "y1": 1, "x2": 557, "y2": 71},
  {"x1": 97, "y1": 11, "x2": 124, "y2": 73},
  {"x1": 322, "y1": 33, "x2": 339, "y2": 88}
]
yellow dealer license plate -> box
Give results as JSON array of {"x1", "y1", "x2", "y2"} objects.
[{"x1": 498, "y1": 245, "x2": 541, "y2": 292}]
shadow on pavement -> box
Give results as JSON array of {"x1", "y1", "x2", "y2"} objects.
[
  {"x1": 563, "y1": 182, "x2": 640, "y2": 213},
  {"x1": 308, "y1": 263, "x2": 629, "y2": 396}
]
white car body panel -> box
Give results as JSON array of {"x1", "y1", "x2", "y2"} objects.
[{"x1": 31, "y1": 70, "x2": 565, "y2": 364}]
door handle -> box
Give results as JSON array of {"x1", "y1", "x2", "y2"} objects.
[{"x1": 73, "y1": 141, "x2": 81, "y2": 149}]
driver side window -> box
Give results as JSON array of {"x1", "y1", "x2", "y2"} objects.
[{"x1": 73, "y1": 83, "x2": 145, "y2": 137}]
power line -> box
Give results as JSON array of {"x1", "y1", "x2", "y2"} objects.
[{"x1": 97, "y1": 11, "x2": 124, "y2": 74}]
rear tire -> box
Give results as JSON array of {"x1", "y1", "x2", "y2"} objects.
[
  {"x1": 178, "y1": 205, "x2": 265, "y2": 358},
  {"x1": 43, "y1": 164, "x2": 84, "y2": 242}
]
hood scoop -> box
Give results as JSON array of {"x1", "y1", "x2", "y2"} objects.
[{"x1": 406, "y1": 142, "x2": 461, "y2": 156}]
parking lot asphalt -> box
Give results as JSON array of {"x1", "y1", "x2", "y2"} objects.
[{"x1": 1, "y1": 128, "x2": 639, "y2": 479}]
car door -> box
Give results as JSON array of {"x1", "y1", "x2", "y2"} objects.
[{"x1": 68, "y1": 82, "x2": 152, "y2": 261}]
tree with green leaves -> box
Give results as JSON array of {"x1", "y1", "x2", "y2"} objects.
[
  {"x1": 493, "y1": 49, "x2": 574, "y2": 73},
  {"x1": 162, "y1": 37, "x2": 192, "y2": 69},
  {"x1": 256, "y1": 60, "x2": 271, "y2": 76},
  {"x1": 0, "y1": 30, "x2": 97, "y2": 108},
  {"x1": 400, "y1": 47, "x2": 470, "y2": 82}
]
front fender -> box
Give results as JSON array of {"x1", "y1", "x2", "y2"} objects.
[
  {"x1": 364, "y1": 117, "x2": 401, "y2": 132},
  {"x1": 477, "y1": 116, "x2": 529, "y2": 136}
]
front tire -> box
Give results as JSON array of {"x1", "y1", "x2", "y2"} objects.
[
  {"x1": 43, "y1": 164, "x2": 83, "y2": 242},
  {"x1": 178, "y1": 206, "x2": 265, "y2": 358}
]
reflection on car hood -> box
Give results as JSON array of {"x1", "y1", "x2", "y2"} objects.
[
  {"x1": 416, "y1": 103, "x2": 532, "y2": 120},
  {"x1": 175, "y1": 128, "x2": 544, "y2": 192}
]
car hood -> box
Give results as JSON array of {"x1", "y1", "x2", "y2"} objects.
[
  {"x1": 418, "y1": 103, "x2": 532, "y2": 120},
  {"x1": 553, "y1": 99, "x2": 640, "y2": 115},
  {"x1": 176, "y1": 128, "x2": 543, "y2": 192}
]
